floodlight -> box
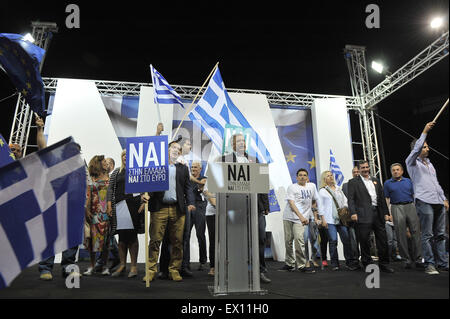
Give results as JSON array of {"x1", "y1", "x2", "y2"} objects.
[
  {"x1": 23, "y1": 33, "x2": 35, "y2": 43},
  {"x1": 371, "y1": 61, "x2": 384, "y2": 74},
  {"x1": 430, "y1": 17, "x2": 443, "y2": 29}
]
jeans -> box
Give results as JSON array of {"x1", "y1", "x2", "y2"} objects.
[
  {"x1": 348, "y1": 223, "x2": 360, "y2": 259},
  {"x1": 416, "y1": 199, "x2": 448, "y2": 267},
  {"x1": 303, "y1": 222, "x2": 321, "y2": 261},
  {"x1": 38, "y1": 246, "x2": 79, "y2": 275},
  {"x1": 385, "y1": 223, "x2": 398, "y2": 257},
  {"x1": 327, "y1": 224, "x2": 358, "y2": 267}
]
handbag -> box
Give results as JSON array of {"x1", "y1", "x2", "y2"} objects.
[{"x1": 324, "y1": 187, "x2": 351, "y2": 226}]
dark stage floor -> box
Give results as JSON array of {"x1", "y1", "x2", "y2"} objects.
[{"x1": 0, "y1": 260, "x2": 448, "y2": 299}]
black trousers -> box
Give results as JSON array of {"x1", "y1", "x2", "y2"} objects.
[
  {"x1": 356, "y1": 208, "x2": 390, "y2": 266},
  {"x1": 258, "y1": 213, "x2": 267, "y2": 271},
  {"x1": 206, "y1": 215, "x2": 215, "y2": 268}
]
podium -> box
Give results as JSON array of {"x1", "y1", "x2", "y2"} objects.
[{"x1": 206, "y1": 162, "x2": 269, "y2": 296}]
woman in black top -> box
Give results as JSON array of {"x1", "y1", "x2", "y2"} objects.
[{"x1": 107, "y1": 150, "x2": 144, "y2": 278}]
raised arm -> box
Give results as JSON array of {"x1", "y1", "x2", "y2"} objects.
[
  {"x1": 35, "y1": 114, "x2": 47, "y2": 150},
  {"x1": 406, "y1": 122, "x2": 434, "y2": 167}
]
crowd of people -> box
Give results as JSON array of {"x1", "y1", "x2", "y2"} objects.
[
  {"x1": 9, "y1": 118, "x2": 448, "y2": 284},
  {"x1": 280, "y1": 121, "x2": 448, "y2": 275}
]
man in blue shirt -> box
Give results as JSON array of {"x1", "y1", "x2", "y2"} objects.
[
  {"x1": 406, "y1": 121, "x2": 449, "y2": 275},
  {"x1": 384, "y1": 163, "x2": 422, "y2": 269},
  {"x1": 144, "y1": 140, "x2": 195, "y2": 282}
]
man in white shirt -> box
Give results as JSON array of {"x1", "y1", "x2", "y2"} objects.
[{"x1": 281, "y1": 168, "x2": 322, "y2": 273}]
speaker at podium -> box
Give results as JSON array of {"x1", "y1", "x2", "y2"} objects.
[{"x1": 206, "y1": 161, "x2": 269, "y2": 296}]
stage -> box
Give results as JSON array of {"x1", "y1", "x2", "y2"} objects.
[{"x1": 0, "y1": 260, "x2": 447, "y2": 299}]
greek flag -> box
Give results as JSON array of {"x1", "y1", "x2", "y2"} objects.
[
  {"x1": 330, "y1": 149, "x2": 344, "y2": 186},
  {"x1": 0, "y1": 137, "x2": 86, "y2": 289},
  {"x1": 150, "y1": 65, "x2": 184, "y2": 109},
  {"x1": 189, "y1": 67, "x2": 273, "y2": 163}
]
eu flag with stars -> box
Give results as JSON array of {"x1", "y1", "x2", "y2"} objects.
[
  {"x1": 0, "y1": 134, "x2": 15, "y2": 168},
  {"x1": 0, "y1": 33, "x2": 46, "y2": 116}
]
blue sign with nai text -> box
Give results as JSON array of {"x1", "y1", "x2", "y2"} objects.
[{"x1": 125, "y1": 135, "x2": 169, "y2": 194}]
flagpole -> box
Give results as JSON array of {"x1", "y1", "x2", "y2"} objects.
[
  {"x1": 144, "y1": 192, "x2": 150, "y2": 288},
  {"x1": 172, "y1": 62, "x2": 219, "y2": 141},
  {"x1": 150, "y1": 64, "x2": 162, "y2": 124},
  {"x1": 432, "y1": 98, "x2": 449, "y2": 123}
]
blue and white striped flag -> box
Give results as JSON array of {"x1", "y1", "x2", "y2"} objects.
[
  {"x1": 150, "y1": 65, "x2": 184, "y2": 109},
  {"x1": 189, "y1": 67, "x2": 273, "y2": 163},
  {"x1": 330, "y1": 149, "x2": 344, "y2": 186},
  {"x1": 0, "y1": 137, "x2": 86, "y2": 289}
]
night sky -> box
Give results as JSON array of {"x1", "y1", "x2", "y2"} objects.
[{"x1": 0, "y1": 1, "x2": 448, "y2": 193}]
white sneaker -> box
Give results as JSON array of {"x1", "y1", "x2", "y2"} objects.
[
  {"x1": 102, "y1": 268, "x2": 111, "y2": 276},
  {"x1": 83, "y1": 267, "x2": 94, "y2": 276},
  {"x1": 425, "y1": 265, "x2": 439, "y2": 275}
]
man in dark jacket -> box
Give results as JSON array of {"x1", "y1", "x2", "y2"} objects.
[
  {"x1": 144, "y1": 140, "x2": 195, "y2": 282},
  {"x1": 348, "y1": 160, "x2": 394, "y2": 273}
]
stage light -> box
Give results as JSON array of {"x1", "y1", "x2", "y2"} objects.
[
  {"x1": 371, "y1": 61, "x2": 384, "y2": 74},
  {"x1": 23, "y1": 33, "x2": 35, "y2": 43},
  {"x1": 430, "y1": 17, "x2": 443, "y2": 29}
]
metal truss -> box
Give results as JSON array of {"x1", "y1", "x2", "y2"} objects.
[
  {"x1": 365, "y1": 31, "x2": 449, "y2": 108},
  {"x1": 42, "y1": 78, "x2": 360, "y2": 109},
  {"x1": 344, "y1": 31, "x2": 449, "y2": 181},
  {"x1": 9, "y1": 22, "x2": 58, "y2": 156},
  {"x1": 344, "y1": 45, "x2": 383, "y2": 181},
  {"x1": 12, "y1": 22, "x2": 449, "y2": 171}
]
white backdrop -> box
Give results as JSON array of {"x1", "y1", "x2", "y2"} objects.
[{"x1": 46, "y1": 80, "x2": 354, "y2": 264}]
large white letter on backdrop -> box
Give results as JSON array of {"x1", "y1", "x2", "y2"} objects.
[
  {"x1": 311, "y1": 98, "x2": 353, "y2": 182},
  {"x1": 48, "y1": 79, "x2": 123, "y2": 171},
  {"x1": 228, "y1": 92, "x2": 292, "y2": 261}
]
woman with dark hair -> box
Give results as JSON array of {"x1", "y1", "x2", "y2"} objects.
[
  {"x1": 84, "y1": 155, "x2": 111, "y2": 276},
  {"x1": 107, "y1": 150, "x2": 145, "y2": 278}
]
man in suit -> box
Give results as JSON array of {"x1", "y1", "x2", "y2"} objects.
[
  {"x1": 348, "y1": 160, "x2": 394, "y2": 273},
  {"x1": 143, "y1": 140, "x2": 195, "y2": 282},
  {"x1": 221, "y1": 133, "x2": 271, "y2": 284},
  {"x1": 342, "y1": 165, "x2": 360, "y2": 259},
  {"x1": 342, "y1": 166, "x2": 359, "y2": 197}
]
